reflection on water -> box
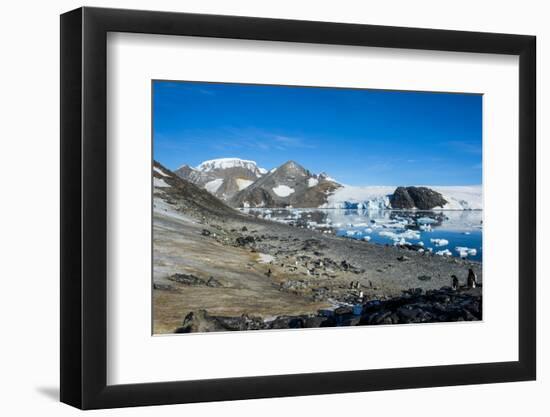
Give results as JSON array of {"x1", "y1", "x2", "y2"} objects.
[{"x1": 240, "y1": 208, "x2": 483, "y2": 262}]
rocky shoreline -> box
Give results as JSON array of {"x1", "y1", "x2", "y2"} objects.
[{"x1": 174, "y1": 285, "x2": 482, "y2": 333}]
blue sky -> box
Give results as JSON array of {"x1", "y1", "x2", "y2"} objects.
[{"x1": 153, "y1": 81, "x2": 482, "y2": 186}]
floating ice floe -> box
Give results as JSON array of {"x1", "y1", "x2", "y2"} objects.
[
  {"x1": 348, "y1": 222, "x2": 370, "y2": 227},
  {"x1": 401, "y1": 230, "x2": 421, "y2": 240},
  {"x1": 417, "y1": 217, "x2": 437, "y2": 225},
  {"x1": 430, "y1": 238, "x2": 449, "y2": 247},
  {"x1": 435, "y1": 249, "x2": 452, "y2": 256},
  {"x1": 455, "y1": 246, "x2": 477, "y2": 257},
  {"x1": 380, "y1": 220, "x2": 407, "y2": 229},
  {"x1": 379, "y1": 230, "x2": 399, "y2": 240},
  {"x1": 378, "y1": 229, "x2": 420, "y2": 242}
]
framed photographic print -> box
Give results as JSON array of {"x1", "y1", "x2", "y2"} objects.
[{"x1": 60, "y1": 6, "x2": 536, "y2": 410}]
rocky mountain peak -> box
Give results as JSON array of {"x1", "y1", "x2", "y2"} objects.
[
  {"x1": 175, "y1": 158, "x2": 268, "y2": 201},
  {"x1": 276, "y1": 160, "x2": 309, "y2": 176},
  {"x1": 229, "y1": 160, "x2": 341, "y2": 208}
]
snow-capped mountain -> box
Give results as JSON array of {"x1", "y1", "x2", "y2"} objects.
[
  {"x1": 172, "y1": 157, "x2": 482, "y2": 210},
  {"x1": 229, "y1": 160, "x2": 341, "y2": 208},
  {"x1": 323, "y1": 185, "x2": 482, "y2": 210},
  {"x1": 174, "y1": 158, "x2": 267, "y2": 200},
  {"x1": 196, "y1": 158, "x2": 267, "y2": 176}
]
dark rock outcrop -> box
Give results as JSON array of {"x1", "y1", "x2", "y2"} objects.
[
  {"x1": 359, "y1": 286, "x2": 481, "y2": 324},
  {"x1": 390, "y1": 186, "x2": 447, "y2": 210},
  {"x1": 167, "y1": 273, "x2": 222, "y2": 287},
  {"x1": 174, "y1": 285, "x2": 482, "y2": 333},
  {"x1": 175, "y1": 310, "x2": 267, "y2": 333}
]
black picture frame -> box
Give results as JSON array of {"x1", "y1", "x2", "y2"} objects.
[{"x1": 60, "y1": 6, "x2": 536, "y2": 410}]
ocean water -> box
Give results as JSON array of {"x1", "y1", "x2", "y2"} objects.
[{"x1": 241, "y1": 208, "x2": 483, "y2": 262}]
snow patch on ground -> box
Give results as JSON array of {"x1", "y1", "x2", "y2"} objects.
[
  {"x1": 204, "y1": 178, "x2": 224, "y2": 193},
  {"x1": 272, "y1": 185, "x2": 295, "y2": 197},
  {"x1": 236, "y1": 178, "x2": 254, "y2": 190},
  {"x1": 257, "y1": 253, "x2": 275, "y2": 264},
  {"x1": 153, "y1": 197, "x2": 193, "y2": 223},
  {"x1": 308, "y1": 178, "x2": 319, "y2": 187},
  {"x1": 154, "y1": 167, "x2": 170, "y2": 177},
  {"x1": 154, "y1": 178, "x2": 171, "y2": 188}
]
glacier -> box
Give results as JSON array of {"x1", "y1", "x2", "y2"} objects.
[{"x1": 324, "y1": 185, "x2": 482, "y2": 210}]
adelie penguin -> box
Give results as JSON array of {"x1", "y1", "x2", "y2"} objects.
[
  {"x1": 451, "y1": 275, "x2": 459, "y2": 290},
  {"x1": 467, "y1": 268, "x2": 477, "y2": 289}
]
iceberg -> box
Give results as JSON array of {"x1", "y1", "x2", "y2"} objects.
[{"x1": 455, "y1": 246, "x2": 478, "y2": 257}]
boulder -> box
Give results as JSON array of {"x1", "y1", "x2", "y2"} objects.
[
  {"x1": 175, "y1": 310, "x2": 227, "y2": 333},
  {"x1": 235, "y1": 235, "x2": 255, "y2": 246},
  {"x1": 168, "y1": 273, "x2": 205, "y2": 286},
  {"x1": 269, "y1": 316, "x2": 305, "y2": 329}
]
